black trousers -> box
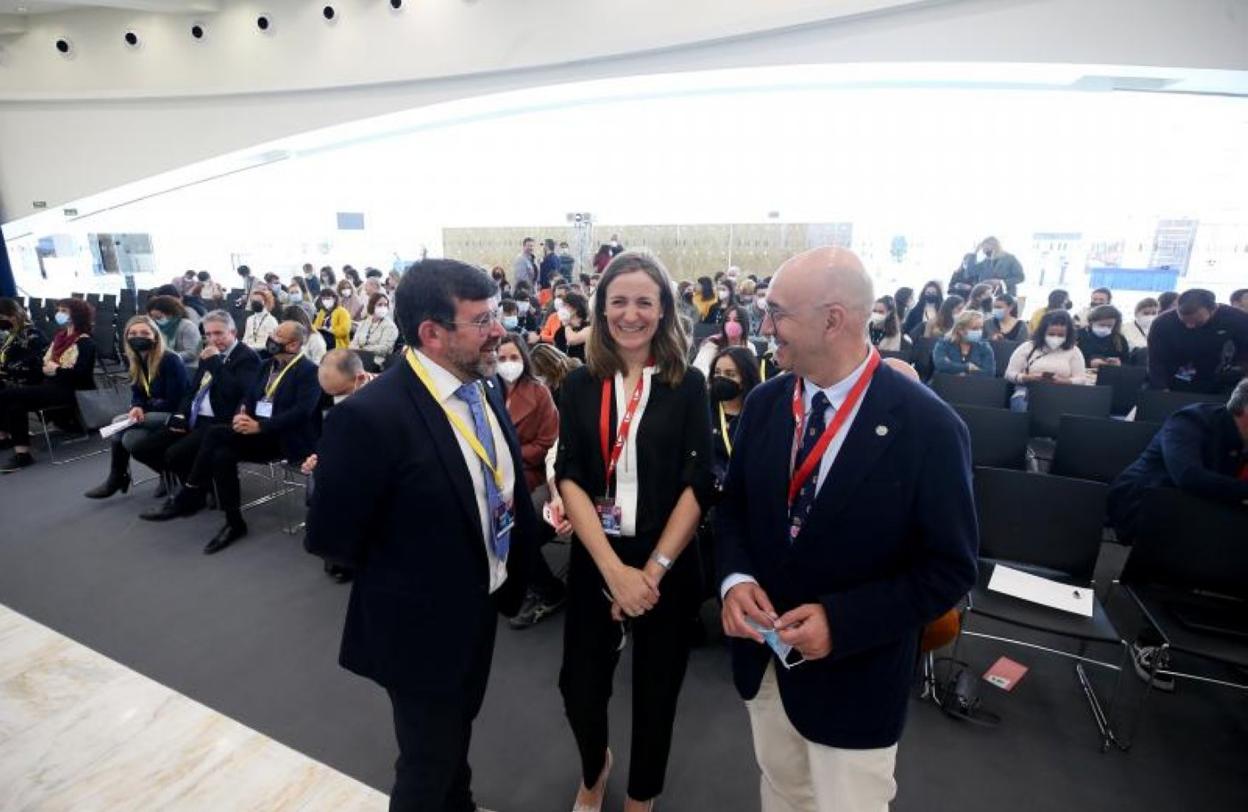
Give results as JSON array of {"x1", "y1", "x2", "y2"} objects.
[
  {"x1": 187, "y1": 424, "x2": 283, "y2": 525},
  {"x1": 129, "y1": 421, "x2": 220, "y2": 481},
  {"x1": 560, "y1": 534, "x2": 697, "y2": 802},
  {"x1": 0, "y1": 383, "x2": 74, "y2": 445}
]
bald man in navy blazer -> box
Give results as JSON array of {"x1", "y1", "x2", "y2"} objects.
[{"x1": 716, "y1": 247, "x2": 977, "y2": 812}]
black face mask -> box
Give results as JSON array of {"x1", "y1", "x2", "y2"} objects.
[
  {"x1": 924, "y1": 292, "x2": 939, "y2": 303},
  {"x1": 249, "y1": 301, "x2": 264, "y2": 313},
  {"x1": 127, "y1": 337, "x2": 155, "y2": 354},
  {"x1": 0, "y1": 319, "x2": 12, "y2": 331},
  {"x1": 710, "y1": 376, "x2": 742, "y2": 402},
  {"x1": 265, "y1": 338, "x2": 288, "y2": 356}
]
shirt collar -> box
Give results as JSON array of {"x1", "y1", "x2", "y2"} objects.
[
  {"x1": 803, "y1": 347, "x2": 873, "y2": 413},
  {"x1": 415, "y1": 348, "x2": 472, "y2": 405}
]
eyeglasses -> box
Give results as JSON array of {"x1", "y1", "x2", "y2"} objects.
[{"x1": 442, "y1": 309, "x2": 501, "y2": 334}]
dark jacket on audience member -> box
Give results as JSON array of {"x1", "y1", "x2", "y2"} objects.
[
  {"x1": 48, "y1": 334, "x2": 98, "y2": 390},
  {"x1": 304, "y1": 362, "x2": 538, "y2": 694},
  {"x1": 132, "y1": 351, "x2": 191, "y2": 412},
  {"x1": 1147, "y1": 306, "x2": 1248, "y2": 393},
  {"x1": 0, "y1": 324, "x2": 49, "y2": 386},
  {"x1": 932, "y1": 338, "x2": 994, "y2": 377},
  {"x1": 714, "y1": 363, "x2": 978, "y2": 749},
  {"x1": 176, "y1": 342, "x2": 261, "y2": 423},
  {"x1": 1077, "y1": 328, "x2": 1130, "y2": 367},
  {"x1": 243, "y1": 354, "x2": 322, "y2": 464},
  {"x1": 1108, "y1": 403, "x2": 1248, "y2": 541}
]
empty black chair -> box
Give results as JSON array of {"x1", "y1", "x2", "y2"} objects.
[
  {"x1": 86, "y1": 293, "x2": 102, "y2": 306},
  {"x1": 136, "y1": 289, "x2": 151, "y2": 309},
  {"x1": 1095, "y1": 364, "x2": 1148, "y2": 416},
  {"x1": 1027, "y1": 382, "x2": 1112, "y2": 438},
  {"x1": 911, "y1": 336, "x2": 938, "y2": 382},
  {"x1": 230, "y1": 308, "x2": 248, "y2": 337},
  {"x1": 1051, "y1": 415, "x2": 1161, "y2": 484},
  {"x1": 1135, "y1": 389, "x2": 1225, "y2": 423},
  {"x1": 102, "y1": 293, "x2": 118, "y2": 309},
  {"x1": 692, "y1": 322, "x2": 718, "y2": 343},
  {"x1": 992, "y1": 339, "x2": 1020, "y2": 378},
  {"x1": 958, "y1": 468, "x2": 1125, "y2": 749},
  {"x1": 952, "y1": 404, "x2": 1029, "y2": 469},
  {"x1": 931, "y1": 372, "x2": 1009, "y2": 409}
]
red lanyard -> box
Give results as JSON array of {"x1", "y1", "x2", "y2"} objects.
[
  {"x1": 600, "y1": 371, "x2": 648, "y2": 485},
  {"x1": 787, "y1": 348, "x2": 881, "y2": 506}
]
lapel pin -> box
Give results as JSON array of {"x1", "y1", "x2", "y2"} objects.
[{"x1": 875, "y1": 425, "x2": 888, "y2": 436}]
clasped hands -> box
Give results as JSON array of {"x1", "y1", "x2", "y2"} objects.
[
  {"x1": 232, "y1": 411, "x2": 261, "y2": 435},
  {"x1": 722, "y1": 582, "x2": 832, "y2": 661},
  {"x1": 604, "y1": 560, "x2": 664, "y2": 622}
]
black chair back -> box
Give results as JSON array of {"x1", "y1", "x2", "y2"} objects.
[
  {"x1": 692, "y1": 322, "x2": 718, "y2": 343},
  {"x1": 992, "y1": 339, "x2": 1020, "y2": 378},
  {"x1": 1129, "y1": 346, "x2": 1148, "y2": 367},
  {"x1": 879, "y1": 348, "x2": 913, "y2": 365},
  {"x1": 1027, "y1": 382, "x2": 1112, "y2": 438},
  {"x1": 1051, "y1": 415, "x2": 1161, "y2": 484},
  {"x1": 974, "y1": 467, "x2": 1108, "y2": 580},
  {"x1": 1135, "y1": 389, "x2": 1225, "y2": 423},
  {"x1": 912, "y1": 336, "x2": 938, "y2": 382},
  {"x1": 931, "y1": 372, "x2": 1009, "y2": 409},
  {"x1": 102, "y1": 293, "x2": 117, "y2": 309},
  {"x1": 1095, "y1": 364, "x2": 1148, "y2": 416},
  {"x1": 953, "y1": 404, "x2": 1029, "y2": 470},
  {"x1": 229, "y1": 308, "x2": 248, "y2": 337},
  {"x1": 353, "y1": 349, "x2": 379, "y2": 372},
  {"x1": 1120, "y1": 488, "x2": 1248, "y2": 599}
]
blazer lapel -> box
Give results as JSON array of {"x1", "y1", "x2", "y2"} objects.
[{"x1": 401, "y1": 363, "x2": 487, "y2": 553}]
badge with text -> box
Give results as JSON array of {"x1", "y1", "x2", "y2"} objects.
[
  {"x1": 255, "y1": 400, "x2": 274, "y2": 419},
  {"x1": 594, "y1": 497, "x2": 623, "y2": 537}
]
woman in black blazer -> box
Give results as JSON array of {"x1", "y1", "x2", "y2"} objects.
[{"x1": 556, "y1": 251, "x2": 715, "y2": 812}]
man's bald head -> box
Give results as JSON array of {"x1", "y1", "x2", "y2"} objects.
[
  {"x1": 773, "y1": 247, "x2": 874, "y2": 320},
  {"x1": 272, "y1": 320, "x2": 307, "y2": 354}
]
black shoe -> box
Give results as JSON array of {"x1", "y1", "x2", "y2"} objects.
[
  {"x1": 204, "y1": 521, "x2": 247, "y2": 555},
  {"x1": 1132, "y1": 644, "x2": 1176, "y2": 693},
  {"x1": 509, "y1": 590, "x2": 567, "y2": 629},
  {"x1": 84, "y1": 471, "x2": 132, "y2": 499},
  {"x1": 0, "y1": 451, "x2": 34, "y2": 473},
  {"x1": 140, "y1": 498, "x2": 177, "y2": 521},
  {"x1": 139, "y1": 486, "x2": 205, "y2": 521}
]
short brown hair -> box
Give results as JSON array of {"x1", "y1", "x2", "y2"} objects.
[
  {"x1": 147, "y1": 295, "x2": 187, "y2": 320},
  {"x1": 587, "y1": 250, "x2": 688, "y2": 387}
]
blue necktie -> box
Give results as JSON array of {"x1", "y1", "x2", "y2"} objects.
[
  {"x1": 455, "y1": 381, "x2": 509, "y2": 560},
  {"x1": 789, "y1": 391, "x2": 830, "y2": 543}
]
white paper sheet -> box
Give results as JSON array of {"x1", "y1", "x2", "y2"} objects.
[
  {"x1": 987, "y1": 564, "x2": 1094, "y2": 617},
  {"x1": 99, "y1": 417, "x2": 135, "y2": 439}
]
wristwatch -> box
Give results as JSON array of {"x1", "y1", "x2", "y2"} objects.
[{"x1": 651, "y1": 552, "x2": 674, "y2": 571}]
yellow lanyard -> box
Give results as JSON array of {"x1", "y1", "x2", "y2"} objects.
[
  {"x1": 0, "y1": 331, "x2": 16, "y2": 365},
  {"x1": 138, "y1": 367, "x2": 152, "y2": 399},
  {"x1": 405, "y1": 349, "x2": 505, "y2": 489},
  {"x1": 718, "y1": 403, "x2": 734, "y2": 456},
  {"x1": 264, "y1": 353, "x2": 305, "y2": 400},
  {"x1": 198, "y1": 370, "x2": 214, "y2": 392},
  {"x1": 759, "y1": 357, "x2": 768, "y2": 382}
]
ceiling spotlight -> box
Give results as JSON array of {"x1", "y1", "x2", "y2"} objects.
[
  {"x1": 190, "y1": 22, "x2": 205, "y2": 40},
  {"x1": 322, "y1": 5, "x2": 336, "y2": 21},
  {"x1": 123, "y1": 31, "x2": 139, "y2": 48},
  {"x1": 54, "y1": 37, "x2": 72, "y2": 56},
  {"x1": 256, "y1": 14, "x2": 272, "y2": 32}
]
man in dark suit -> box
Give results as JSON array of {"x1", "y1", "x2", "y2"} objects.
[
  {"x1": 147, "y1": 320, "x2": 322, "y2": 554},
  {"x1": 134, "y1": 309, "x2": 260, "y2": 506},
  {"x1": 716, "y1": 247, "x2": 978, "y2": 811},
  {"x1": 305, "y1": 259, "x2": 536, "y2": 812}
]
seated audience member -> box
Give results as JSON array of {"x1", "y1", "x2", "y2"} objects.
[
  {"x1": 496, "y1": 333, "x2": 565, "y2": 629},
  {"x1": 913, "y1": 294, "x2": 964, "y2": 343},
  {"x1": 319, "y1": 266, "x2": 337, "y2": 292},
  {"x1": 196, "y1": 271, "x2": 224, "y2": 303},
  {"x1": 1157, "y1": 291, "x2": 1179, "y2": 313},
  {"x1": 1029, "y1": 288, "x2": 1072, "y2": 334},
  {"x1": 0, "y1": 298, "x2": 97, "y2": 471},
  {"x1": 151, "y1": 284, "x2": 201, "y2": 326},
  {"x1": 349, "y1": 293, "x2": 400, "y2": 368},
  {"x1": 1108, "y1": 377, "x2": 1248, "y2": 691},
  {"x1": 986, "y1": 293, "x2": 1029, "y2": 342},
  {"x1": 175, "y1": 269, "x2": 198, "y2": 297},
  {"x1": 742, "y1": 281, "x2": 767, "y2": 337},
  {"x1": 933, "y1": 309, "x2": 994, "y2": 377},
  {"x1": 1078, "y1": 305, "x2": 1131, "y2": 368},
  {"x1": 903, "y1": 280, "x2": 943, "y2": 336},
  {"x1": 285, "y1": 277, "x2": 313, "y2": 315},
  {"x1": 242, "y1": 289, "x2": 280, "y2": 350},
  {"x1": 1147, "y1": 289, "x2": 1248, "y2": 394},
  {"x1": 512, "y1": 290, "x2": 541, "y2": 336},
  {"x1": 538, "y1": 280, "x2": 570, "y2": 339},
  {"x1": 948, "y1": 252, "x2": 977, "y2": 300},
  {"x1": 135, "y1": 311, "x2": 261, "y2": 511},
  {"x1": 283, "y1": 306, "x2": 328, "y2": 364},
  {"x1": 1004, "y1": 309, "x2": 1087, "y2": 411},
  {"x1": 869, "y1": 295, "x2": 913, "y2": 354},
  {"x1": 1122, "y1": 297, "x2": 1159, "y2": 352},
  {"x1": 692, "y1": 276, "x2": 722, "y2": 324},
  {"x1": 1076, "y1": 287, "x2": 1113, "y2": 327},
  {"x1": 337, "y1": 279, "x2": 366, "y2": 321},
  {"x1": 0, "y1": 298, "x2": 50, "y2": 388},
  {"x1": 182, "y1": 284, "x2": 210, "y2": 317},
  {"x1": 84, "y1": 317, "x2": 191, "y2": 499},
  {"x1": 552, "y1": 292, "x2": 592, "y2": 363},
  {"x1": 147, "y1": 295, "x2": 203, "y2": 366},
  {"x1": 693, "y1": 305, "x2": 755, "y2": 378},
  {"x1": 1232, "y1": 288, "x2": 1248, "y2": 313},
  {"x1": 967, "y1": 282, "x2": 996, "y2": 316},
  {"x1": 893, "y1": 286, "x2": 915, "y2": 327},
  {"x1": 708, "y1": 345, "x2": 761, "y2": 484},
  {"x1": 149, "y1": 321, "x2": 322, "y2": 554},
  {"x1": 313, "y1": 288, "x2": 352, "y2": 349}
]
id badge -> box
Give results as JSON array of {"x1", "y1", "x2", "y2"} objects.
[
  {"x1": 255, "y1": 399, "x2": 274, "y2": 419},
  {"x1": 493, "y1": 500, "x2": 515, "y2": 539},
  {"x1": 595, "y1": 497, "x2": 623, "y2": 537}
]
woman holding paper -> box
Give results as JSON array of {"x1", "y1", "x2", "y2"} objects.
[{"x1": 84, "y1": 316, "x2": 190, "y2": 499}]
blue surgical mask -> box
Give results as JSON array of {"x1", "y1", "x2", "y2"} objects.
[
  {"x1": 54, "y1": 312, "x2": 70, "y2": 326},
  {"x1": 502, "y1": 316, "x2": 519, "y2": 330},
  {"x1": 992, "y1": 307, "x2": 1007, "y2": 321},
  {"x1": 965, "y1": 329, "x2": 983, "y2": 343},
  {"x1": 154, "y1": 316, "x2": 169, "y2": 326},
  {"x1": 289, "y1": 292, "x2": 303, "y2": 303}
]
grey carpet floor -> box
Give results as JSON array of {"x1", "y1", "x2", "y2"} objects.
[{"x1": 1, "y1": 436, "x2": 1245, "y2": 811}]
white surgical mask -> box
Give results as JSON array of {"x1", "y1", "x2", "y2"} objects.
[
  {"x1": 1137, "y1": 314, "x2": 1155, "y2": 332},
  {"x1": 1091, "y1": 325, "x2": 1113, "y2": 338},
  {"x1": 373, "y1": 306, "x2": 389, "y2": 318},
  {"x1": 497, "y1": 360, "x2": 524, "y2": 383},
  {"x1": 517, "y1": 302, "x2": 531, "y2": 315},
  {"x1": 717, "y1": 288, "x2": 730, "y2": 302},
  {"x1": 553, "y1": 297, "x2": 565, "y2": 311},
  {"x1": 557, "y1": 308, "x2": 573, "y2": 323},
  {"x1": 1045, "y1": 335, "x2": 1064, "y2": 350},
  {"x1": 869, "y1": 312, "x2": 887, "y2": 326},
  {"x1": 321, "y1": 298, "x2": 335, "y2": 309}
]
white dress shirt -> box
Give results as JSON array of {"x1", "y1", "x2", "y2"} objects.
[
  {"x1": 612, "y1": 366, "x2": 657, "y2": 537},
  {"x1": 194, "y1": 341, "x2": 237, "y2": 420},
  {"x1": 416, "y1": 350, "x2": 516, "y2": 594},
  {"x1": 720, "y1": 349, "x2": 875, "y2": 600}
]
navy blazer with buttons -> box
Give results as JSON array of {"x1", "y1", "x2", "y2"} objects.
[
  {"x1": 715, "y1": 359, "x2": 978, "y2": 749},
  {"x1": 304, "y1": 359, "x2": 537, "y2": 696},
  {"x1": 175, "y1": 342, "x2": 261, "y2": 423},
  {"x1": 243, "y1": 354, "x2": 322, "y2": 464}
]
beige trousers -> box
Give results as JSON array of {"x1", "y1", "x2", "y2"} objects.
[{"x1": 745, "y1": 664, "x2": 898, "y2": 812}]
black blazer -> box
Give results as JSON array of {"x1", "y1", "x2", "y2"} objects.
[
  {"x1": 243, "y1": 355, "x2": 322, "y2": 464},
  {"x1": 304, "y1": 361, "x2": 538, "y2": 694},
  {"x1": 176, "y1": 342, "x2": 261, "y2": 423},
  {"x1": 715, "y1": 362, "x2": 978, "y2": 749}
]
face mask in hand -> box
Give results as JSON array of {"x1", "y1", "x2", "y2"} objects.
[
  {"x1": 710, "y1": 376, "x2": 742, "y2": 402},
  {"x1": 1045, "y1": 335, "x2": 1064, "y2": 351},
  {"x1": 496, "y1": 360, "x2": 524, "y2": 383},
  {"x1": 127, "y1": 337, "x2": 155, "y2": 353},
  {"x1": 1091, "y1": 325, "x2": 1113, "y2": 338}
]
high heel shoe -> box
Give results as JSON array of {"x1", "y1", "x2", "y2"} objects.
[
  {"x1": 84, "y1": 470, "x2": 131, "y2": 499},
  {"x1": 572, "y1": 749, "x2": 612, "y2": 812}
]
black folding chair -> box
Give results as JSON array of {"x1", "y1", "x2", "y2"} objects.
[
  {"x1": 878, "y1": 348, "x2": 912, "y2": 365},
  {"x1": 1129, "y1": 347, "x2": 1148, "y2": 367},
  {"x1": 692, "y1": 322, "x2": 718, "y2": 344},
  {"x1": 931, "y1": 373, "x2": 1009, "y2": 409},
  {"x1": 1110, "y1": 488, "x2": 1248, "y2": 747},
  {"x1": 955, "y1": 468, "x2": 1126, "y2": 750},
  {"x1": 1051, "y1": 415, "x2": 1161, "y2": 484},
  {"x1": 352, "y1": 349, "x2": 379, "y2": 373},
  {"x1": 1135, "y1": 389, "x2": 1225, "y2": 423},
  {"x1": 952, "y1": 404, "x2": 1029, "y2": 470},
  {"x1": 1094, "y1": 364, "x2": 1149, "y2": 417},
  {"x1": 1027, "y1": 382, "x2": 1112, "y2": 438},
  {"x1": 992, "y1": 339, "x2": 1020, "y2": 378}
]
